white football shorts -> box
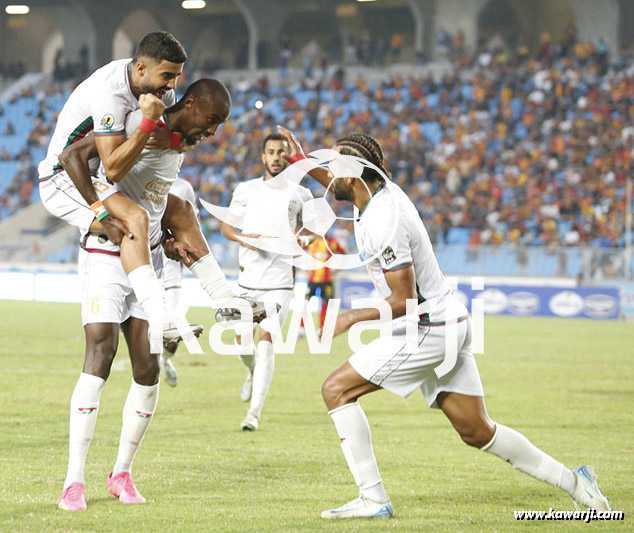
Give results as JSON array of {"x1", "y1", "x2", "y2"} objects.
[
  {"x1": 348, "y1": 315, "x2": 484, "y2": 408},
  {"x1": 39, "y1": 171, "x2": 119, "y2": 235},
  {"x1": 237, "y1": 287, "x2": 293, "y2": 333},
  {"x1": 79, "y1": 245, "x2": 164, "y2": 326}
]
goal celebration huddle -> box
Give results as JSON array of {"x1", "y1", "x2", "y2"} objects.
[{"x1": 37, "y1": 31, "x2": 613, "y2": 519}]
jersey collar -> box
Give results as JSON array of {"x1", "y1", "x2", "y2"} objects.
[
  {"x1": 161, "y1": 111, "x2": 174, "y2": 133},
  {"x1": 357, "y1": 180, "x2": 385, "y2": 219},
  {"x1": 126, "y1": 61, "x2": 140, "y2": 100}
]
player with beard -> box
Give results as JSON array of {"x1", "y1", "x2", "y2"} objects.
[
  {"x1": 39, "y1": 32, "x2": 259, "y2": 355},
  {"x1": 220, "y1": 133, "x2": 313, "y2": 431},
  {"x1": 277, "y1": 126, "x2": 611, "y2": 519}
]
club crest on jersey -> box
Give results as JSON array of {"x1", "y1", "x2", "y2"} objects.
[
  {"x1": 382, "y1": 246, "x2": 396, "y2": 265},
  {"x1": 100, "y1": 114, "x2": 115, "y2": 130}
]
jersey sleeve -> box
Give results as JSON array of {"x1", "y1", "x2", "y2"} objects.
[
  {"x1": 90, "y1": 92, "x2": 127, "y2": 137},
  {"x1": 227, "y1": 182, "x2": 248, "y2": 220},
  {"x1": 369, "y1": 214, "x2": 413, "y2": 272},
  {"x1": 124, "y1": 109, "x2": 143, "y2": 138},
  {"x1": 297, "y1": 185, "x2": 313, "y2": 203}
]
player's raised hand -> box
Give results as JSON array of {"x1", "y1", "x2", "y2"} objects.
[
  {"x1": 101, "y1": 214, "x2": 133, "y2": 244},
  {"x1": 276, "y1": 125, "x2": 305, "y2": 159},
  {"x1": 139, "y1": 93, "x2": 166, "y2": 122}
]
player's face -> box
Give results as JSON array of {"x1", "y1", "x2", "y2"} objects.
[
  {"x1": 261, "y1": 140, "x2": 289, "y2": 177},
  {"x1": 137, "y1": 59, "x2": 184, "y2": 98},
  {"x1": 182, "y1": 97, "x2": 230, "y2": 144}
]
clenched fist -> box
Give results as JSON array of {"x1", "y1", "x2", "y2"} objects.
[{"x1": 139, "y1": 93, "x2": 165, "y2": 122}]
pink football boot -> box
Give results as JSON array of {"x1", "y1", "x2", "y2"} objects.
[
  {"x1": 107, "y1": 471, "x2": 146, "y2": 504},
  {"x1": 58, "y1": 482, "x2": 87, "y2": 511}
]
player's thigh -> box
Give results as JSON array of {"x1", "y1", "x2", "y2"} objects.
[
  {"x1": 39, "y1": 172, "x2": 95, "y2": 234},
  {"x1": 418, "y1": 318, "x2": 485, "y2": 409},
  {"x1": 102, "y1": 191, "x2": 148, "y2": 228},
  {"x1": 79, "y1": 249, "x2": 131, "y2": 326}
]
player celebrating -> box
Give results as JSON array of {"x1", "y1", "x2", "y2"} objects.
[
  {"x1": 277, "y1": 126, "x2": 611, "y2": 519},
  {"x1": 160, "y1": 177, "x2": 198, "y2": 387},
  {"x1": 299, "y1": 233, "x2": 344, "y2": 337},
  {"x1": 56, "y1": 79, "x2": 252, "y2": 511},
  {"x1": 220, "y1": 133, "x2": 313, "y2": 431},
  {"x1": 38, "y1": 31, "x2": 253, "y2": 350}
]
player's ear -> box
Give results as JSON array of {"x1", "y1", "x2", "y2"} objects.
[
  {"x1": 261, "y1": 151, "x2": 266, "y2": 165},
  {"x1": 185, "y1": 96, "x2": 195, "y2": 110},
  {"x1": 136, "y1": 61, "x2": 146, "y2": 77}
]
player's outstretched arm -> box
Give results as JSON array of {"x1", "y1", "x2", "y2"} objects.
[
  {"x1": 276, "y1": 125, "x2": 332, "y2": 189},
  {"x1": 59, "y1": 133, "x2": 132, "y2": 244},
  {"x1": 219, "y1": 221, "x2": 261, "y2": 251},
  {"x1": 96, "y1": 94, "x2": 166, "y2": 182},
  {"x1": 330, "y1": 265, "x2": 416, "y2": 338}
]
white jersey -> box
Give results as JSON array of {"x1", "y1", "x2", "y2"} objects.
[
  {"x1": 170, "y1": 177, "x2": 197, "y2": 211},
  {"x1": 38, "y1": 58, "x2": 176, "y2": 179},
  {"x1": 354, "y1": 179, "x2": 454, "y2": 323},
  {"x1": 82, "y1": 110, "x2": 180, "y2": 254},
  {"x1": 228, "y1": 176, "x2": 312, "y2": 290}
]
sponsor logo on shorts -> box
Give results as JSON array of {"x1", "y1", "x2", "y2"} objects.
[
  {"x1": 100, "y1": 114, "x2": 115, "y2": 130},
  {"x1": 583, "y1": 294, "x2": 617, "y2": 318},
  {"x1": 548, "y1": 291, "x2": 584, "y2": 317},
  {"x1": 507, "y1": 291, "x2": 540, "y2": 315}
]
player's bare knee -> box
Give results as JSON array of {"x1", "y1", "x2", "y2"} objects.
[
  {"x1": 84, "y1": 338, "x2": 117, "y2": 380},
  {"x1": 322, "y1": 374, "x2": 349, "y2": 410},
  {"x1": 132, "y1": 356, "x2": 159, "y2": 386},
  {"x1": 457, "y1": 419, "x2": 495, "y2": 448}
]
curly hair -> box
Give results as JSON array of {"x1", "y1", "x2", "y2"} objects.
[{"x1": 334, "y1": 133, "x2": 389, "y2": 183}]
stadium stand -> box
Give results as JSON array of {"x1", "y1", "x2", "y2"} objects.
[{"x1": 0, "y1": 27, "x2": 632, "y2": 277}]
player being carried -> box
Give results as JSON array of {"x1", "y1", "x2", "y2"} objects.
[
  {"x1": 56, "y1": 78, "x2": 257, "y2": 511},
  {"x1": 277, "y1": 126, "x2": 612, "y2": 519},
  {"x1": 220, "y1": 133, "x2": 314, "y2": 431},
  {"x1": 39, "y1": 31, "x2": 264, "y2": 353}
]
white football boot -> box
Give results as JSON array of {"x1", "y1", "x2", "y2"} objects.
[
  {"x1": 571, "y1": 465, "x2": 611, "y2": 511},
  {"x1": 240, "y1": 410, "x2": 259, "y2": 431},
  {"x1": 163, "y1": 322, "x2": 203, "y2": 344},
  {"x1": 240, "y1": 371, "x2": 253, "y2": 402},
  {"x1": 321, "y1": 495, "x2": 393, "y2": 519}
]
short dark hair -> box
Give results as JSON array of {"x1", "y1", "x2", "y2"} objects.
[
  {"x1": 182, "y1": 78, "x2": 231, "y2": 109},
  {"x1": 133, "y1": 31, "x2": 187, "y2": 64},
  {"x1": 262, "y1": 133, "x2": 288, "y2": 152}
]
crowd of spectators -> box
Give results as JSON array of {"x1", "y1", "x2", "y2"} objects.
[{"x1": 0, "y1": 26, "x2": 632, "y2": 256}]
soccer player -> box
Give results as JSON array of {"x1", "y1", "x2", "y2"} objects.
[
  {"x1": 56, "y1": 79, "x2": 252, "y2": 511},
  {"x1": 38, "y1": 31, "x2": 246, "y2": 349},
  {"x1": 160, "y1": 177, "x2": 198, "y2": 387},
  {"x1": 299, "y1": 233, "x2": 344, "y2": 337},
  {"x1": 220, "y1": 133, "x2": 313, "y2": 431},
  {"x1": 277, "y1": 126, "x2": 611, "y2": 518}
]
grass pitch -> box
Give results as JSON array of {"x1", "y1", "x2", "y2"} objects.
[{"x1": 0, "y1": 300, "x2": 632, "y2": 532}]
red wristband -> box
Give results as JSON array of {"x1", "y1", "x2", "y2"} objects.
[
  {"x1": 138, "y1": 117, "x2": 158, "y2": 135},
  {"x1": 288, "y1": 153, "x2": 307, "y2": 164},
  {"x1": 170, "y1": 131, "x2": 181, "y2": 149}
]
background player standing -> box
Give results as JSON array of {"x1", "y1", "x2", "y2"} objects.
[
  {"x1": 299, "y1": 233, "x2": 344, "y2": 337},
  {"x1": 221, "y1": 133, "x2": 313, "y2": 431}
]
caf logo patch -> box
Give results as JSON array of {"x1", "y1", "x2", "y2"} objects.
[
  {"x1": 100, "y1": 114, "x2": 115, "y2": 130},
  {"x1": 382, "y1": 246, "x2": 396, "y2": 264}
]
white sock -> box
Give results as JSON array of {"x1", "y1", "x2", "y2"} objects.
[
  {"x1": 482, "y1": 424, "x2": 576, "y2": 495},
  {"x1": 189, "y1": 254, "x2": 233, "y2": 302},
  {"x1": 112, "y1": 380, "x2": 159, "y2": 476},
  {"x1": 238, "y1": 343, "x2": 256, "y2": 374},
  {"x1": 128, "y1": 265, "x2": 166, "y2": 353},
  {"x1": 329, "y1": 402, "x2": 389, "y2": 503},
  {"x1": 64, "y1": 373, "x2": 105, "y2": 488},
  {"x1": 249, "y1": 341, "x2": 275, "y2": 418}
]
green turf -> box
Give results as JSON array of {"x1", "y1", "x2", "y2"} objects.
[{"x1": 0, "y1": 300, "x2": 632, "y2": 531}]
